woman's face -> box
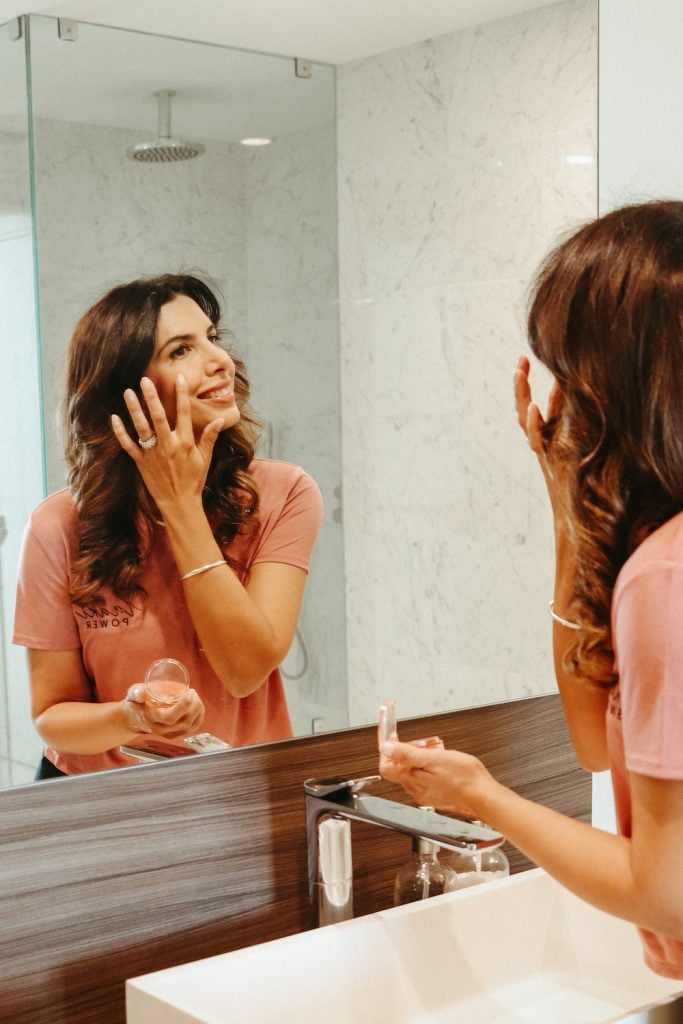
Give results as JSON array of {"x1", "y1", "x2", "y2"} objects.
[{"x1": 145, "y1": 294, "x2": 240, "y2": 437}]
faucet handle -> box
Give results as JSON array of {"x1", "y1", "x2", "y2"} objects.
[{"x1": 304, "y1": 775, "x2": 381, "y2": 798}]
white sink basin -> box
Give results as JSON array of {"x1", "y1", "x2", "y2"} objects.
[{"x1": 126, "y1": 868, "x2": 683, "y2": 1023}]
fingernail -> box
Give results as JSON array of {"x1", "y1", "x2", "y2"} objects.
[
  {"x1": 141, "y1": 376, "x2": 152, "y2": 389},
  {"x1": 176, "y1": 374, "x2": 185, "y2": 385},
  {"x1": 381, "y1": 742, "x2": 396, "y2": 757}
]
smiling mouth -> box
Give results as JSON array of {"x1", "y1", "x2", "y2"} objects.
[{"x1": 199, "y1": 384, "x2": 233, "y2": 400}]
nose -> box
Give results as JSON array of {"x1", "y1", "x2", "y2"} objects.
[{"x1": 203, "y1": 339, "x2": 233, "y2": 374}]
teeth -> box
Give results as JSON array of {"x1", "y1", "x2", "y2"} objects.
[{"x1": 202, "y1": 384, "x2": 231, "y2": 399}]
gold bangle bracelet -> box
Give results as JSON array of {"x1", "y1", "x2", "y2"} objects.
[{"x1": 548, "y1": 600, "x2": 581, "y2": 630}]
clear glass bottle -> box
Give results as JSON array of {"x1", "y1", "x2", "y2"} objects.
[
  {"x1": 393, "y1": 837, "x2": 458, "y2": 906},
  {"x1": 442, "y1": 845, "x2": 510, "y2": 889}
]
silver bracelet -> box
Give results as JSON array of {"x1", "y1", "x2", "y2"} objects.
[
  {"x1": 548, "y1": 600, "x2": 581, "y2": 630},
  {"x1": 180, "y1": 559, "x2": 227, "y2": 581}
]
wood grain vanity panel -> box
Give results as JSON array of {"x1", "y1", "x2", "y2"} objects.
[{"x1": 0, "y1": 694, "x2": 590, "y2": 1024}]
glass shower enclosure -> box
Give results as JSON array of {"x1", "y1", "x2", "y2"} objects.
[{"x1": 0, "y1": 13, "x2": 346, "y2": 786}]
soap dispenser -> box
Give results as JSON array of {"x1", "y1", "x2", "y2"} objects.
[
  {"x1": 393, "y1": 836, "x2": 457, "y2": 906},
  {"x1": 441, "y1": 844, "x2": 510, "y2": 889}
]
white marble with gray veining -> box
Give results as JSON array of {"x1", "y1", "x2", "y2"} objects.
[{"x1": 338, "y1": 0, "x2": 597, "y2": 725}]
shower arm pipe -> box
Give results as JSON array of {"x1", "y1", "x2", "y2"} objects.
[{"x1": 155, "y1": 89, "x2": 175, "y2": 142}]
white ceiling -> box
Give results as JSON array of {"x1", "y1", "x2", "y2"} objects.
[
  {"x1": 1, "y1": 0, "x2": 567, "y2": 145},
  {"x1": 3, "y1": 0, "x2": 565, "y2": 65}
]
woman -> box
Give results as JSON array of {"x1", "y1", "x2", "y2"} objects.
[
  {"x1": 13, "y1": 274, "x2": 322, "y2": 778},
  {"x1": 380, "y1": 200, "x2": 683, "y2": 979}
]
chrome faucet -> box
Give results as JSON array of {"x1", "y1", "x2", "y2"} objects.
[{"x1": 305, "y1": 775, "x2": 505, "y2": 926}]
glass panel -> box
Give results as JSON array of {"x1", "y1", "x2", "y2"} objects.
[
  {"x1": 0, "y1": 17, "x2": 46, "y2": 786},
  {"x1": 23, "y1": 14, "x2": 345, "y2": 769}
]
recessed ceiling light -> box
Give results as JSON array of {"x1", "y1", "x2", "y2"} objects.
[
  {"x1": 566, "y1": 154, "x2": 594, "y2": 165},
  {"x1": 240, "y1": 137, "x2": 272, "y2": 146}
]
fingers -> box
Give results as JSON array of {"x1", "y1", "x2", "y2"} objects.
[
  {"x1": 136, "y1": 377, "x2": 173, "y2": 442},
  {"x1": 171, "y1": 374, "x2": 196, "y2": 446},
  {"x1": 124, "y1": 686, "x2": 205, "y2": 737},
  {"x1": 123, "y1": 688, "x2": 151, "y2": 734},
  {"x1": 513, "y1": 355, "x2": 532, "y2": 431},
  {"x1": 381, "y1": 739, "x2": 434, "y2": 770},
  {"x1": 145, "y1": 689, "x2": 205, "y2": 734},
  {"x1": 111, "y1": 379, "x2": 167, "y2": 460},
  {"x1": 525, "y1": 402, "x2": 545, "y2": 454},
  {"x1": 111, "y1": 413, "x2": 140, "y2": 458},
  {"x1": 111, "y1": 375, "x2": 195, "y2": 459},
  {"x1": 409, "y1": 736, "x2": 444, "y2": 750},
  {"x1": 198, "y1": 417, "x2": 226, "y2": 459},
  {"x1": 514, "y1": 355, "x2": 550, "y2": 458}
]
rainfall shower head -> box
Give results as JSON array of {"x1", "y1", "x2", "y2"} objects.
[{"x1": 126, "y1": 90, "x2": 205, "y2": 163}]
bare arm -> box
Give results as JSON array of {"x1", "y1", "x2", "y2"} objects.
[
  {"x1": 30, "y1": 648, "x2": 205, "y2": 755},
  {"x1": 381, "y1": 741, "x2": 683, "y2": 939},
  {"x1": 514, "y1": 356, "x2": 609, "y2": 771},
  {"x1": 551, "y1": 527, "x2": 609, "y2": 771},
  {"x1": 111, "y1": 374, "x2": 312, "y2": 698}
]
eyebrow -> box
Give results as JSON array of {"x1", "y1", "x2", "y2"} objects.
[{"x1": 157, "y1": 327, "x2": 217, "y2": 355}]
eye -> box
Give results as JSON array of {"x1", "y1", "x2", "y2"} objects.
[{"x1": 169, "y1": 343, "x2": 190, "y2": 359}]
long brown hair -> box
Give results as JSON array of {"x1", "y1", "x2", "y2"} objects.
[
  {"x1": 528, "y1": 200, "x2": 683, "y2": 687},
  {"x1": 64, "y1": 274, "x2": 261, "y2": 605}
]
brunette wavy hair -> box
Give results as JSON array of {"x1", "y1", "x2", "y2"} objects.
[
  {"x1": 527, "y1": 200, "x2": 683, "y2": 687},
  {"x1": 64, "y1": 273, "x2": 261, "y2": 605}
]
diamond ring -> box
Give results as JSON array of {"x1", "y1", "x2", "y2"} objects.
[{"x1": 138, "y1": 434, "x2": 158, "y2": 450}]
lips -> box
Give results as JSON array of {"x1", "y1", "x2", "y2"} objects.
[{"x1": 198, "y1": 381, "x2": 233, "y2": 400}]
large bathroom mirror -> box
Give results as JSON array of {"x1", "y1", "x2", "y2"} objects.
[{"x1": 0, "y1": 0, "x2": 597, "y2": 787}]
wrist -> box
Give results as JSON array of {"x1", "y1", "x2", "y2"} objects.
[
  {"x1": 470, "y1": 776, "x2": 511, "y2": 832},
  {"x1": 155, "y1": 494, "x2": 204, "y2": 524}
]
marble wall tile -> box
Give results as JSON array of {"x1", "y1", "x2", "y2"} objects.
[
  {"x1": 338, "y1": 0, "x2": 597, "y2": 724},
  {"x1": 445, "y1": 0, "x2": 598, "y2": 150},
  {"x1": 242, "y1": 124, "x2": 347, "y2": 734},
  {"x1": 340, "y1": 123, "x2": 595, "y2": 300},
  {"x1": 33, "y1": 119, "x2": 249, "y2": 490}
]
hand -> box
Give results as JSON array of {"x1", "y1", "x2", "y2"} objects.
[
  {"x1": 110, "y1": 375, "x2": 224, "y2": 513},
  {"x1": 513, "y1": 355, "x2": 568, "y2": 518},
  {"x1": 379, "y1": 739, "x2": 496, "y2": 820},
  {"x1": 124, "y1": 683, "x2": 205, "y2": 738}
]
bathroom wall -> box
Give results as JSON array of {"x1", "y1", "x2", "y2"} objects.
[
  {"x1": 23, "y1": 110, "x2": 345, "y2": 767},
  {"x1": 599, "y1": 0, "x2": 683, "y2": 211},
  {"x1": 242, "y1": 124, "x2": 348, "y2": 732},
  {"x1": 337, "y1": 0, "x2": 597, "y2": 723}
]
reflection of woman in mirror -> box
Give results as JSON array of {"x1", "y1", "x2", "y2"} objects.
[
  {"x1": 381, "y1": 201, "x2": 683, "y2": 978},
  {"x1": 13, "y1": 274, "x2": 322, "y2": 779}
]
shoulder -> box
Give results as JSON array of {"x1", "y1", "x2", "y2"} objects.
[
  {"x1": 616, "y1": 511, "x2": 683, "y2": 593},
  {"x1": 27, "y1": 489, "x2": 78, "y2": 534},
  {"x1": 241, "y1": 460, "x2": 323, "y2": 563},
  {"x1": 613, "y1": 511, "x2": 683, "y2": 624},
  {"x1": 248, "y1": 458, "x2": 322, "y2": 504},
  {"x1": 18, "y1": 490, "x2": 78, "y2": 576}
]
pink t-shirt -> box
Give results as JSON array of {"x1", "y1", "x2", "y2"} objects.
[
  {"x1": 607, "y1": 510, "x2": 683, "y2": 978},
  {"x1": 13, "y1": 458, "x2": 323, "y2": 775}
]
